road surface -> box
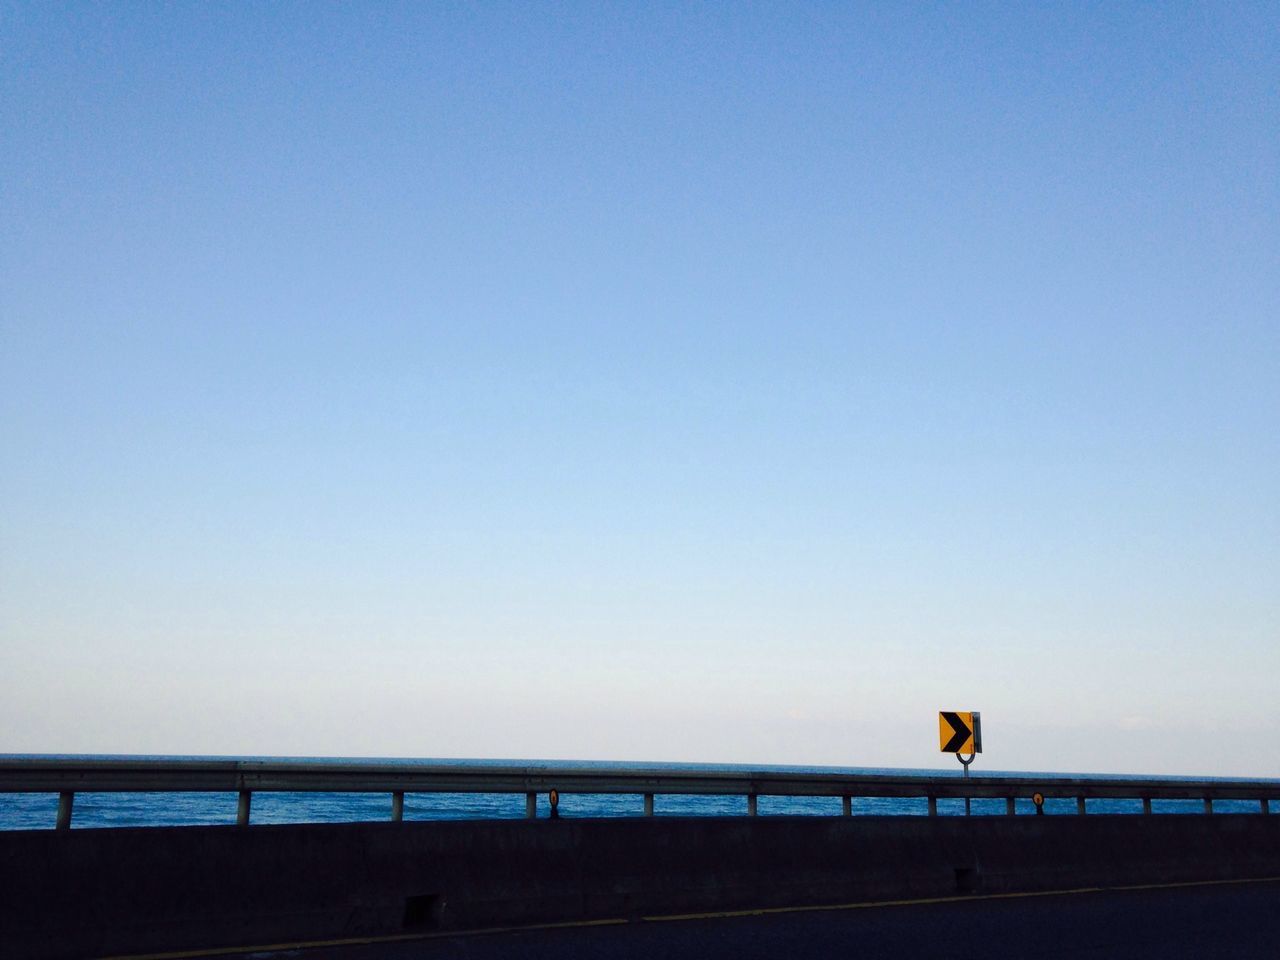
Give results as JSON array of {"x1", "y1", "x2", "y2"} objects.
[{"x1": 186, "y1": 878, "x2": 1280, "y2": 960}]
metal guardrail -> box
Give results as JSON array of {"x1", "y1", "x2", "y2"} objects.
[{"x1": 2, "y1": 758, "x2": 1276, "y2": 830}]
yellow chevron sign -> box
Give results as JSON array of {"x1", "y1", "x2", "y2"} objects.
[{"x1": 939, "y1": 711, "x2": 982, "y2": 753}]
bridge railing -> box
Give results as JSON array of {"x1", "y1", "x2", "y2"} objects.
[{"x1": 2, "y1": 758, "x2": 1276, "y2": 830}]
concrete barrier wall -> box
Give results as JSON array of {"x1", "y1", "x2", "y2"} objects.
[{"x1": 3, "y1": 814, "x2": 1279, "y2": 959}]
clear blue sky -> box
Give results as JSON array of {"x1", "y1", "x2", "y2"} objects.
[{"x1": 2, "y1": 2, "x2": 1276, "y2": 775}]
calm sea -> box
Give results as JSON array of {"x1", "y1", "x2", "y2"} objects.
[{"x1": 2, "y1": 756, "x2": 1274, "y2": 831}]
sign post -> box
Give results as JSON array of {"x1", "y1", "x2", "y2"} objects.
[{"x1": 939, "y1": 711, "x2": 982, "y2": 814}]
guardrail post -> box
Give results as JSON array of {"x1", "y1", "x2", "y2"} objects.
[
  {"x1": 643, "y1": 793, "x2": 654, "y2": 816},
  {"x1": 1006, "y1": 797, "x2": 1015, "y2": 816},
  {"x1": 237, "y1": 790, "x2": 252, "y2": 826},
  {"x1": 1076, "y1": 796, "x2": 1086, "y2": 816},
  {"x1": 842, "y1": 796, "x2": 852, "y2": 817},
  {"x1": 747, "y1": 794, "x2": 758, "y2": 816},
  {"x1": 391, "y1": 791, "x2": 404, "y2": 822},
  {"x1": 1264, "y1": 798, "x2": 1271, "y2": 815},
  {"x1": 56, "y1": 791, "x2": 74, "y2": 830},
  {"x1": 927, "y1": 796, "x2": 937, "y2": 817},
  {"x1": 525, "y1": 792, "x2": 536, "y2": 819},
  {"x1": 1204, "y1": 797, "x2": 1213, "y2": 815},
  {"x1": 1143, "y1": 797, "x2": 1152, "y2": 815}
]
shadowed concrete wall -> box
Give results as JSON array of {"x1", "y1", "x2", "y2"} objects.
[{"x1": 3, "y1": 815, "x2": 1279, "y2": 959}]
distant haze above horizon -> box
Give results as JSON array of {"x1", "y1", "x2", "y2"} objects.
[{"x1": 2, "y1": 3, "x2": 1276, "y2": 777}]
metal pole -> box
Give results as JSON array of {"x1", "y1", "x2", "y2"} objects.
[
  {"x1": 237, "y1": 790, "x2": 252, "y2": 826},
  {"x1": 643, "y1": 793, "x2": 654, "y2": 816},
  {"x1": 1143, "y1": 797, "x2": 1152, "y2": 815},
  {"x1": 842, "y1": 796, "x2": 852, "y2": 817},
  {"x1": 525, "y1": 792, "x2": 537, "y2": 819},
  {"x1": 959, "y1": 753, "x2": 972, "y2": 816},
  {"x1": 928, "y1": 796, "x2": 937, "y2": 817},
  {"x1": 1006, "y1": 797, "x2": 1015, "y2": 816},
  {"x1": 1264, "y1": 798, "x2": 1271, "y2": 815},
  {"x1": 56, "y1": 791, "x2": 74, "y2": 831},
  {"x1": 747, "y1": 794, "x2": 758, "y2": 816},
  {"x1": 1076, "y1": 796, "x2": 1086, "y2": 816},
  {"x1": 391, "y1": 791, "x2": 404, "y2": 822},
  {"x1": 1204, "y1": 797, "x2": 1213, "y2": 815}
]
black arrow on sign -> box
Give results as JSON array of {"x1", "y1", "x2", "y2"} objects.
[{"x1": 940, "y1": 712, "x2": 973, "y2": 753}]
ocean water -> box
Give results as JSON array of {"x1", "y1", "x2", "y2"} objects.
[{"x1": 1, "y1": 756, "x2": 1274, "y2": 831}]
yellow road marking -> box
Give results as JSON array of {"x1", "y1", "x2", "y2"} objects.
[
  {"x1": 643, "y1": 875, "x2": 1280, "y2": 922},
  {"x1": 99, "y1": 875, "x2": 1280, "y2": 960},
  {"x1": 98, "y1": 919, "x2": 629, "y2": 960}
]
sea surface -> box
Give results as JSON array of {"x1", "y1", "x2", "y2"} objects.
[{"x1": 2, "y1": 755, "x2": 1275, "y2": 831}]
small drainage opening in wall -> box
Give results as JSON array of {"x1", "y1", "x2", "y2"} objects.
[
  {"x1": 403, "y1": 893, "x2": 444, "y2": 931},
  {"x1": 954, "y1": 867, "x2": 977, "y2": 894}
]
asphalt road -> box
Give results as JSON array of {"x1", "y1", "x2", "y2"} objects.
[{"x1": 229, "y1": 879, "x2": 1280, "y2": 960}]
